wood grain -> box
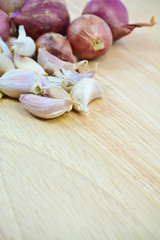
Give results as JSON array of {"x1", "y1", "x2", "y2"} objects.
[{"x1": 0, "y1": 0, "x2": 160, "y2": 239}]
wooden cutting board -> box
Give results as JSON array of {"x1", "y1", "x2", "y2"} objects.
[{"x1": 0, "y1": 0, "x2": 160, "y2": 239}]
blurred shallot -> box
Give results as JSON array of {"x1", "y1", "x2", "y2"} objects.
[
  {"x1": 11, "y1": 0, "x2": 70, "y2": 40},
  {"x1": 82, "y1": 0, "x2": 156, "y2": 41}
]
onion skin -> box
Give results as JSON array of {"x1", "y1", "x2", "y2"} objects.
[
  {"x1": 11, "y1": 0, "x2": 70, "y2": 40},
  {"x1": 82, "y1": 0, "x2": 156, "y2": 41},
  {"x1": 36, "y1": 33, "x2": 77, "y2": 63},
  {"x1": 67, "y1": 14, "x2": 112, "y2": 60},
  {"x1": 0, "y1": 10, "x2": 10, "y2": 41}
]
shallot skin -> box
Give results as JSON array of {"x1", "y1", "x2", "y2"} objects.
[
  {"x1": 67, "y1": 14, "x2": 112, "y2": 60},
  {"x1": 82, "y1": 0, "x2": 155, "y2": 41},
  {"x1": 0, "y1": 10, "x2": 10, "y2": 41},
  {"x1": 36, "y1": 33, "x2": 77, "y2": 63},
  {"x1": 11, "y1": 0, "x2": 70, "y2": 40}
]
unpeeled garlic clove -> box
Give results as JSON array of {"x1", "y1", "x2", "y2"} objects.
[
  {"x1": 19, "y1": 94, "x2": 72, "y2": 119},
  {"x1": 0, "y1": 69, "x2": 42, "y2": 98},
  {"x1": 6, "y1": 37, "x2": 16, "y2": 50},
  {"x1": 0, "y1": 37, "x2": 12, "y2": 59},
  {"x1": 47, "y1": 75, "x2": 68, "y2": 89},
  {"x1": 70, "y1": 78, "x2": 103, "y2": 115},
  {"x1": 59, "y1": 68, "x2": 96, "y2": 86},
  {"x1": 37, "y1": 48, "x2": 63, "y2": 75},
  {"x1": 13, "y1": 54, "x2": 48, "y2": 75},
  {"x1": 44, "y1": 86, "x2": 73, "y2": 111},
  {"x1": 11, "y1": 25, "x2": 36, "y2": 57},
  {"x1": 0, "y1": 54, "x2": 15, "y2": 76},
  {"x1": 37, "y1": 48, "x2": 88, "y2": 75}
]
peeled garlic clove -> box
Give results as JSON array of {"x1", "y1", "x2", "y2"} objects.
[
  {"x1": 70, "y1": 77, "x2": 103, "y2": 115},
  {"x1": 0, "y1": 69, "x2": 42, "y2": 98},
  {"x1": 19, "y1": 94, "x2": 72, "y2": 119},
  {"x1": 11, "y1": 25, "x2": 36, "y2": 57},
  {"x1": 0, "y1": 54, "x2": 15, "y2": 76},
  {"x1": 13, "y1": 54, "x2": 48, "y2": 75},
  {"x1": 44, "y1": 86, "x2": 72, "y2": 111},
  {"x1": 0, "y1": 37, "x2": 12, "y2": 59}
]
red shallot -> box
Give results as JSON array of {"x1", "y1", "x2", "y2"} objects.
[
  {"x1": 11, "y1": 0, "x2": 70, "y2": 40},
  {"x1": 82, "y1": 0, "x2": 155, "y2": 41},
  {"x1": 36, "y1": 33, "x2": 77, "y2": 63},
  {"x1": 0, "y1": 9, "x2": 10, "y2": 41},
  {"x1": 67, "y1": 14, "x2": 112, "y2": 60}
]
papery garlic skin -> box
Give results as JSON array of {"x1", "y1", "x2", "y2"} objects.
[
  {"x1": 11, "y1": 25, "x2": 36, "y2": 57},
  {"x1": 19, "y1": 94, "x2": 72, "y2": 119},
  {"x1": 0, "y1": 54, "x2": 15, "y2": 76},
  {"x1": 0, "y1": 69, "x2": 42, "y2": 98},
  {"x1": 70, "y1": 78, "x2": 103, "y2": 115},
  {"x1": 13, "y1": 54, "x2": 48, "y2": 75},
  {"x1": 0, "y1": 37, "x2": 12, "y2": 59}
]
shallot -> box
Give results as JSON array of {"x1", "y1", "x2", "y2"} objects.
[
  {"x1": 11, "y1": 0, "x2": 70, "y2": 40},
  {"x1": 0, "y1": 9, "x2": 10, "y2": 41},
  {"x1": 36, "y1": 33, "x2": 77, "y2": 63},
  {"x1": 67, "y1": 14, "x2": 112, "y2": 60},
  {"x1": 82, "y1": 0, "x2": 155, "y2": 41}
]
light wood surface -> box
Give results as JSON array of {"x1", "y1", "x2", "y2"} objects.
[{"x1": 0, "y1": 0, "x2": 160, "y2": 239}]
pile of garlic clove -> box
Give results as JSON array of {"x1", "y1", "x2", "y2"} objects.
[{"x1": 0, "y1": 25, "x2": 103, "y2": 119}]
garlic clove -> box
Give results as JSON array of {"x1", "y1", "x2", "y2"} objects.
[
  {"x1": 70, "y1": 77, "x2": 103, "y2": 115},
  {"x1": 0, "y1": 54, "x2": 15, "y2": 76},
  {"x1": 11, "y1": 25, "x2": 36, "y2": 57},
  {"x1": 0, "y1": 69, "x2": 42, "y2": 98},
  {"x1": 37, "y1": 48, "x2": 63, "y2": 75},
  {"x1": 13, "y1": 54, "x2": 48, "y2": 76},
  {"x1": 48, "y1": 75, "x2": 68, "y2": 89},
  {"x1": 19, "y1": 94, "x2": 72, "y2": 119},
  {"x1": 37, "y1": 48, "x2": 89, "y2": 74},
  {"x1": 47, "y1": 76, "x2": 64, "y2": 86},
  {"x1": 44, "y1": 86, "x2": 73, "y2": 111},
  {"x1": 40, "y1": 75, "x2": 59, "y2": 90},
  {"x1": 0, "y1": 36, "x2": 12, "y2": 59},
  {"x1": 6, "y1": 37, "x2": 16, "y2": 50},
  {"x1": 59, "y1": 68, "x2": 96, "y2": 86}
]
